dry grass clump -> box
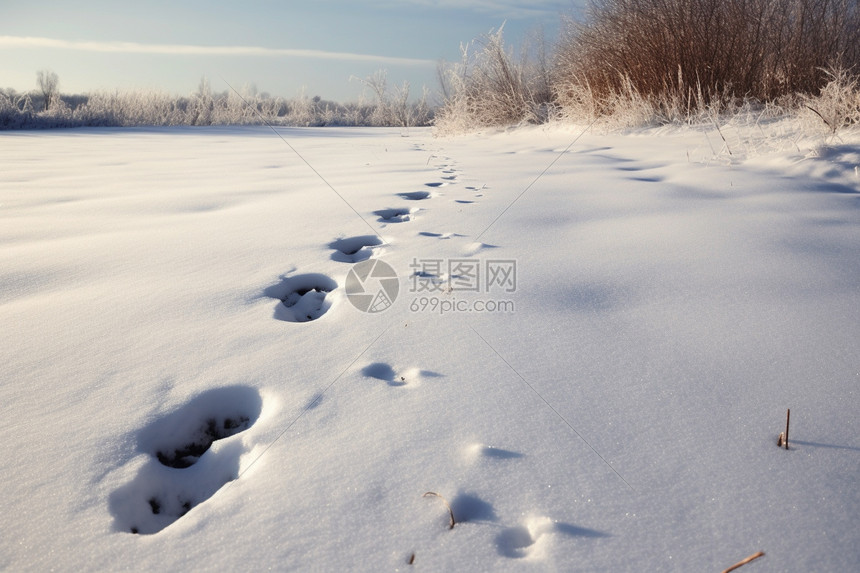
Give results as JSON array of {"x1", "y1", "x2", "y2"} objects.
[
  {"x1": 436, "y1": 0, "x2": 860, "y2": 133},
  {"x1": 556, "y1": 0, "x2": 860, "y2": 122}
]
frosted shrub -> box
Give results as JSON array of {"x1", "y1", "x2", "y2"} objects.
[
  {"x1": 0, "y1": 92, "x2": 34, "y2": 129},
  {"x1": 434, "y1": 26, "x2": 554, "y2": 134},
  {"x1": 801, "y1": 67, "x2": 860, "y2": 135},
  {"x1": 353, "y1": 71, "x2": 431, "y2": 128}
]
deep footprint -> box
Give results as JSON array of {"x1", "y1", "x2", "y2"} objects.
[
  {"x1": 328, "y1": 235, "x2": 383, "y2": 263},
  {"x1": 449, "y1": 492, "x2": 497, "y2": 524},
  {"x1": 156, "y1": 416, "x2": 252, "y2": 468},
  {"x1": 398, "y1": 191, "x2": 431, "y2": 200},
  {"x1": 374, "y1": 207, "x2": 415, "y2": 223},
  {"x1": 110, "y1": 386, "x2": 263, "y2": 535},
  {"x1": 263, "y1": 273, "x2": 338, "y2": 322}
]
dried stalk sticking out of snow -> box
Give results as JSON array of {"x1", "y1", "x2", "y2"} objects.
[
  {"x1": 721, "y1": 550, "x2": 765, "y2": 573},
  {"x1": 423, "y1": 492, "x2": 455, "y2": 529},
  {"x1": 777, "y1": 409, "x2": 791, "y2": 449}
]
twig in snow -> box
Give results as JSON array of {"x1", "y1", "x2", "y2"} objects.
[
  {"x1": 805, "y1": 105, "x2": 834, "y2": 133},
  {"x1": 710, "y1": 111, "x2": 733, "y2": 156},
  {"x1": 721, "y1": 550, "x2": 765, "y2": 573}
]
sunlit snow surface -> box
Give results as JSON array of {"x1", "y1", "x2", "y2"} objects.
[{"x1": 1, "y1": 125, "x2": 859, "y2": 571}]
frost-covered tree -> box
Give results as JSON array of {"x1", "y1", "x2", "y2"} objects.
[{"x1": 36, "y1": 69, "x2": 60, "y2": 111}]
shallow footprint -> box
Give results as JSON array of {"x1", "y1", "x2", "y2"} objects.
[
  {"x1": 264, "y1": 273, "x2": 338, "y2": 322},
  {"x1": 463, "y1": 242, "x2": 499, "y2": 256},
  {"x1": 465, "y1": 443, "x2": 525, "y2": 461},
  {"x1": 361, "y1": 362, "x2": 441, "y2": 387},
  {"x1": 626, "y1": 175, "x2": 663, "y2": 183},
  {"x1": 497, "y1": 517, "x2": 608, "y2": 559},
  {"x1": 418, "y1": 231, "x2": 466, "y2": 240},
  {"x1": 328, "y1": 235, "x2": 383, "y2": 263}
]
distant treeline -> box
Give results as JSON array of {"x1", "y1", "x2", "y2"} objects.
[
  {"x1": 7, "y1": 0, "x2": 859, "y2": 132},
  {"x1": 0, "y1": 73, "x2": 433, "y2": 130}
]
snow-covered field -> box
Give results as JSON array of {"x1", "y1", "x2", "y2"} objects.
[{"x1": 1, "y1": 124, "x2": 858, "y2": 571}]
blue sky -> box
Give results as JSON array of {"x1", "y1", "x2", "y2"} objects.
[{"x1": 1, "y1": 1, "x2": 582, "y2": 102}]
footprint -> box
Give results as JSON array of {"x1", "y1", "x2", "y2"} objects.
[
  {"x1": 423, "y1": 491, "x2": 496, "y2": 531},
  {"x1": 155, "y1": 416, "x2": 253, "y2": 468},
  {"x1": 328, "y1": 235, "x2": 383, "y2": 263},
  {"x1": 496, "y1": 518, "x2": 608, "y2": 558},
  {"x1": 263, "y1": 273, "x2": 338, "y2": 322},
  {"x1": 455, "y1": 200, "x2": 475, "y2": 204},
  {"x1": 418, "y1": 231, "x2": 466, "y2": 240},
  {"x1": 109, "y1": 386, "x2": 263, "y2": 535},
  {"x1": 361, "y1": 362, "x2": 441, "y2": 387},
  {"x1": 411, "y1": 269, "x2": 447, "y2": 287},
  {"x1": 398, "y1": 191, "x2": 432, "y2": 201},
  {"x1": 374, "y1": 207, "x2": 416, "y2": 223},
  {"x1": 579, "y1": 146, "x2": 613, "y2": 154},
  {"x1": 449, "y1": 493, "x2": 497, "y2": 524},
  {"x1": 462, "y1": 242, "x2": 499, "y2": 256},
  {"x1": 424, "y1": 182, "x2": 447, "y2": 188},
  {"x1": 466, "y1": 443, "x2": 525, "y2": 460},
  {"x1": 626, "y1": 175, "x2": 663, "y2": 183},
  {"x1": 496, "y1": 522, "x2": 545, "y2": 559},
  {"x1": 441, "y1": 175, "x2": 458, "y2": 181},
  {"x1": 615, "y1": 164, "x2": 660, "y2": 172}
]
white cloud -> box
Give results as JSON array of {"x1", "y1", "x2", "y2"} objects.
[
  {"x1": 0, "y1": 36, "x2": 435, "y2": 67},
  {"x1": 375, "y1": 0, "x2": 574, "y2": 19}
]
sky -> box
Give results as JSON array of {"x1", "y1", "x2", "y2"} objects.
[{"x1": 1, "y1": 0, "x2": 583, "y2": 103}]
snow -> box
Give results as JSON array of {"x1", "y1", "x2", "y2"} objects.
[{"x1": 1, "y1": 124, "x2": 858, "y2": 571}]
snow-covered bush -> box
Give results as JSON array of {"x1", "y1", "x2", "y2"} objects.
[
  {"x1": 434, "y1": 26, "x2": 555, "y2": 134},
  {"x1": 352, "y1": 71, "x2": 432, "y2": 128},
  {"x1": 801, "y1": 66, "x2": 860, "y2": 136},
  {"x1": 0, "y1": 91, "x2": 35, "y2": 129}
]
